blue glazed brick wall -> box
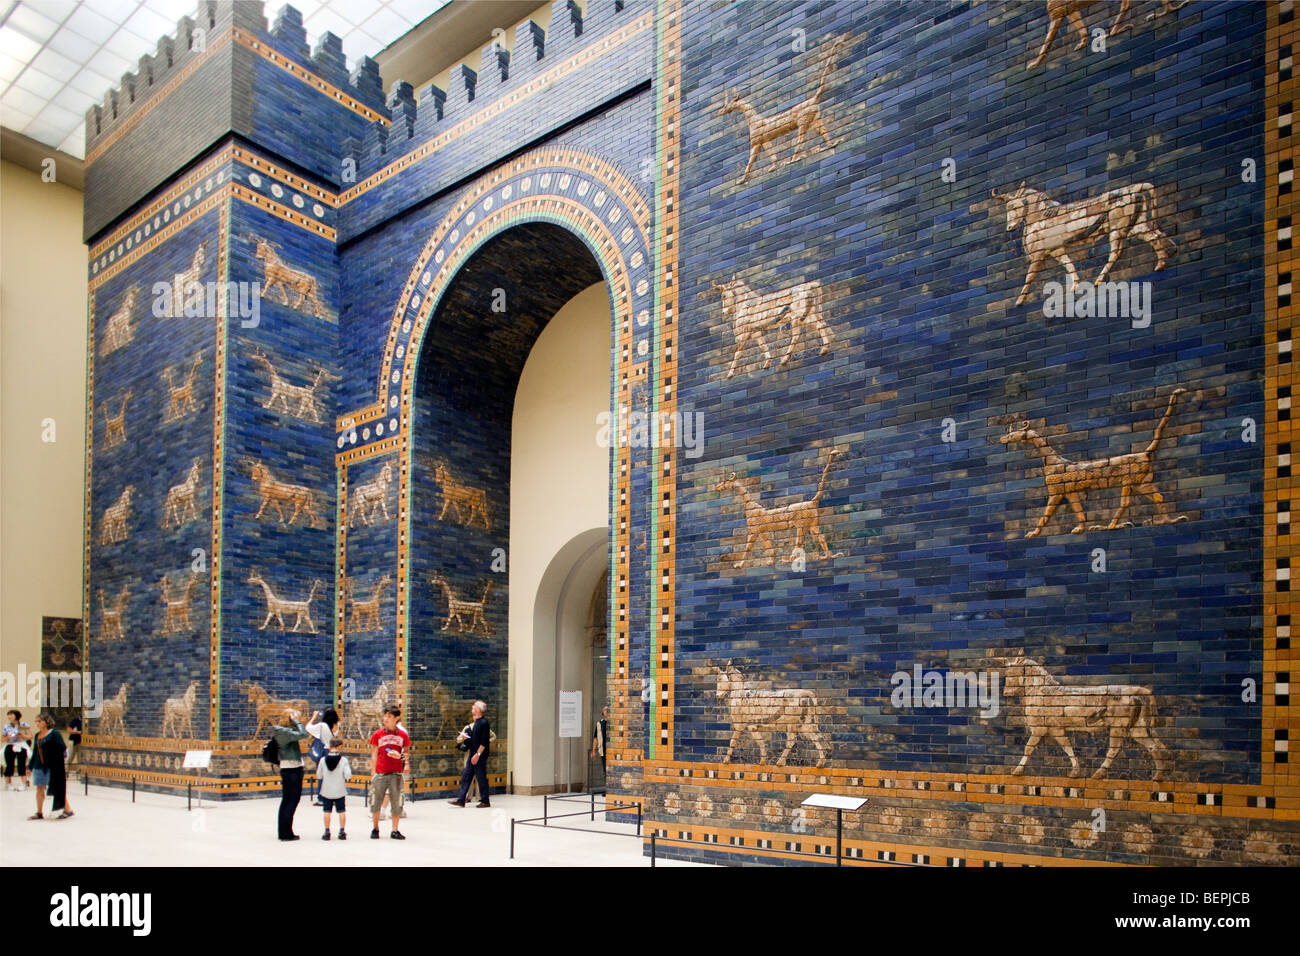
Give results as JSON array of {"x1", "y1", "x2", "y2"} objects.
[
  {"x1": 220, "y1": 196, "x2": 338, "y2": 739},
  {"x1": 647, "y1": 0, "x2": 1282, "y2": 863},
  {"x1": 88, "y1": 205, "x2": 222, "y2": 741},
  {"x1": 675, "y1": 0, "x2": 1264, "y2": 781}
]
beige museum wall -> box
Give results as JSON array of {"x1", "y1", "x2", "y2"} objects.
[
  {"x1": 0, "y1": 158, "x2": 87, "y2": 680},
  {"x1": 509, "y1": 281, "x2": 611, "y2": 789}
]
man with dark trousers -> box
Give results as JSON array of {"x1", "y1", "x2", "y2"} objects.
[{"x1": 449, "y1": 700, "x2": 491, "y2": 808}]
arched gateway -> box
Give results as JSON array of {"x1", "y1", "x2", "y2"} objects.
[{"x1": 334, "y1": 146, "x2": 654, "y2": 795}]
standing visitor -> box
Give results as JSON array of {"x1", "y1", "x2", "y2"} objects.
[
  {"x1": 306, "y1": 708, "x2": 340, "y2": 806},
  {"x1": 3, "y1": 710, "x2": 30, "y2": 791},
  {"x1": 590, "y1": 704, "x2": 609, "y2": 774},
  {"x1": 28, "y1": 714, "x2": 72, "y2": 820},
  {"x1": 66, "y1": 715, "x2": 83, "y2": 773},
  {"x1": 271, "y1": 708, "x2": 310, "y2": 841},
  {"x1": 316, "y1": 737, "x2": 351, "y2": 840},
  {"x1": 369, "y1": 707, "x2": 409, "y2": 840},
  {"x1": 449, "y1": 700, "x2": 491, "y2": 808},
  {"x1": 377, "y1": 705, "x2": 413, "y2": 819}
]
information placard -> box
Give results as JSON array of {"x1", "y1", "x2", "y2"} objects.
[
  {"x1": 182, "y1": 750, "x2": 212, "y2": 769},
  {"x1": 558, "y1": 690, "x2": 582, "y2": 738}
]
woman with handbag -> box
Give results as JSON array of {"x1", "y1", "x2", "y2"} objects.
[
  {"x1": 28, "y1": 713, "x2": 72, "y2": 820},
  {"x1": 306, "y1": 708, "x2": 340, "y2": 806},
  {"x1": 270, "y1": 709, "x2": 310, "y2": 840}
]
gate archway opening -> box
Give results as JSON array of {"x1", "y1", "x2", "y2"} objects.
[{"x1": 407, "y1": 221, "x2": 612, "y2": 794}]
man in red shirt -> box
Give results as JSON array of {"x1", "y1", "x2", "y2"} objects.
[{"x1": 368, "y1": 707, "x2": 410, "y2": 840}]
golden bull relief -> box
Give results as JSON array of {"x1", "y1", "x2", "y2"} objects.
[
  {"x1": 713, "y1": 662, "x2": 829, "y2": 767},
  {"x1": 993, "y1": 655, "x2": 1170, "y2": 779},
  {"x1": 161, "y1": 681, "x2": 197, "y2": 738},
  {"x1": 99, "y1": 683, "x2": 128, "y2": 736},
  {"x1": 992, "y1": 181, "x2": 1175, "y2": 307}
]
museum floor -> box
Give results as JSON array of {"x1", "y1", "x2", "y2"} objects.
[{"x1": 0, "y1": 785, "x2": 701, "y2": 867}]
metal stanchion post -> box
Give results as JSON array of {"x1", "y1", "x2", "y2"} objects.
[
  {"x1": 650, "y1": 832, "x2": 656, "y2": 867},
  {"x1": 590, "y1": 789, "x2": 595, "y2": 821},
  {"x1": 636, "y1": 802, "x2": 642, "y2": 836},
  {"x1": 510, "y1": 819, "x2": 515, "y2": 860},
  {"x1": 543, "y1": 793, "x2": 548, "y2": 826},
  {"x1": 187, "y1": 782, "x2": 192, "y2": 811},
  {"x1": 84, "y1": 773, "x2": 88, "y2": 796},
  {"x1": 132, "y1": 777, "x2": 136, "y2": 803},
  {"x1": 836, "y1": 808, "x2": 843, "y2": 868}
]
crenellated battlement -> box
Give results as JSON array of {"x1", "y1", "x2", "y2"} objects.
[
  {"x1": 351, "y1": 0, "x2": 649, "y2": 176},
  {"x1": 83, "y1": 0, "x2": 389, "y2": 163},
  {"x1": 84, "y1": 1, "x2": 222, "y2": 156},
  {"x1": 82, "y1": 0, "x2": 650, "y2": 241}
]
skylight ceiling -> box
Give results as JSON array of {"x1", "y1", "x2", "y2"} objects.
[{"x1": 0, "y1": 0, "x2": 449, "y2": 160}]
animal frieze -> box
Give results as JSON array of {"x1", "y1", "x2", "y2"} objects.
[
  {"x1": 715, "y1": 448, "x2": 844, "y2": 569},
  {"x1": 992, "y1": 181, "x2": 1174, "y2": 307},
  {"x1": 992, "y1": 655, "x2": 1170, "y2": 779},
  {"x1": 720, "y1": 33, "x2": 851, "y2": 184},
  {"x1": 998, "y1": 386, "x2": 1191, "y2": 536},
  {"x1": 712, "y1": 277, "x2": 834, "y2": 378}
]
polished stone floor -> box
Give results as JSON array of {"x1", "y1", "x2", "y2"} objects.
[{"x1": 0, "y1": 780, "x2": 703, "y2": 867}]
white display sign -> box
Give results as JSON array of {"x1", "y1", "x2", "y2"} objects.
[
  {"x1": 183, "y1": 749, "x2": 212, "y2": 769},
  {"x1": 558, "y1": 690, "x2": 582, "y2": 738},
  {"x1": 801, "y1": 793, "x2": 867, "y2": 811}
]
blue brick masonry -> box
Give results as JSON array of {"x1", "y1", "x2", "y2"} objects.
[{"x1": 674, "y1": 0, "x2": 1264, "y2": 785}]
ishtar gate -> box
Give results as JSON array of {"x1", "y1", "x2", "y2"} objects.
[{"x1": 12, "y1": 0, "x2": 1298, "y2": 865}]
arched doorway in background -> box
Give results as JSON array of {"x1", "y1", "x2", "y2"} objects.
[{"x1": 408, "y1": 223, "x2": 612, "y2": 793}]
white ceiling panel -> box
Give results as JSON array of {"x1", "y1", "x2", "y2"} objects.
[
  {"x1": 142, "y1": 0, "x2": 197, "y2": 20},
  {"x1": 386, "y1": 0, "x2": 446, "y2": 26},
  {"x1": 51, "y1": 78, "x2": 89, "y2": 110},
  {"x1": 6, "y1": 4, "x2": 61, "y2": 43},
  {"x1": 341, "y1": 28, "x2": 384, "y2": 65},
  {"x1": 302, "y1": 7, "x2": 355, "y2": 43},
  {"x1": 85, "y1": 44, "x2": 134, "y2": 80},
  {"x1": 0, "y1": 52, "x2": 27, "y2": 84},
  {"x1": 60, "y1": 4, "x2": 119, "y2": 44},
  {"x1": 24, "y1": 1, "x2": 81, "y2": 21},
  {"x1": 360, "y1": 7, "x2": 414, "y2": 48},
  {"x1": 80, "y1": 0, "x2": 140, "y2": 21},
  {"x1": 65, "y1": 64, "x2": 113, "y2": 97},
  {"x1": 46, "y1": 25, "x2": 99, "y2": 62},
  {"x1": 1, "y1": 107, "x2": 36, "y2": 130},
  {"x1": 12, "y1": 63, "x2": 63, "y2": 97},
  {"x1": 340, "y1": 0, "x2": 384, "y2": 28},
  {"x1": 29, "y1": 45, "x2": 78, "y2": 81},
  {"x1": 2, "y1": 83, "x2": 47, "y2": 117},
  {"x1": 34, "y1": 97, "x2": 80, "y2": 127},
  {"x1": 57, "y1": 122, "x2": 84, "y2": 157},
  {"x1": 124, "y1": 5, "x2": 176, "y2": 41},
  {"x1": 0, "y1": 26, "x2": 43, "y2": 62}
]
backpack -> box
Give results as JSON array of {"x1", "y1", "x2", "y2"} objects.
[{"x1": 261, "y1": 735, "x2": 279, "y2": 765}]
